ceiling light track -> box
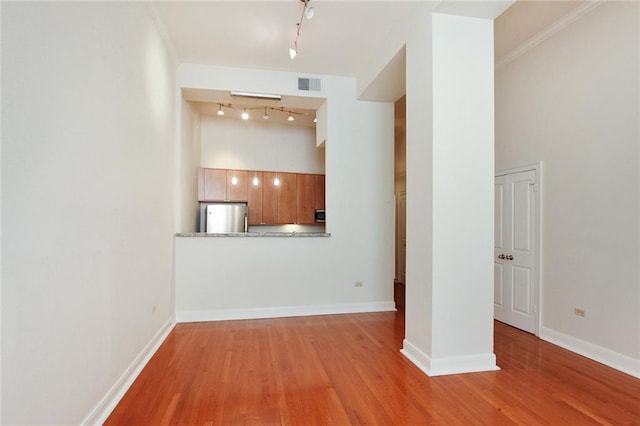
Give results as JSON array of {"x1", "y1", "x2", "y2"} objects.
[
  {"x1": 214, "y1": 105, "x2": 309, "y2": 123},
  {"x1": 289, "y1": 0, "x2": 314, "y2": 59}
]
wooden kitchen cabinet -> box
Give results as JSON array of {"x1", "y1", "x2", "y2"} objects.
[
  {"x1": 314, "y1": 174, "x2": 325, "y2": 210},
  {"x1": 226, "y1": 170, "x2": 248, "y2": 201},
  {"x1": 247, "y1": 172, "x2": 263, "y2": 225},
  {"x1": 262, "y1": 172, "x2": 296, "y2": 224},
  {"x1": 262, "y1": 172, "x2": 279, "y2": 224},
  {"x1": 278, "y1": 172, "x2": 297, "y2": 224},
  {"x1": 296, "y1": 174, "x2": 316, "y2": 224},
  {"x1": 198, "y1": 168, "x2": 226, "y2": 201},
  {"x1": 199, "y1": 167, "x2": 325, "y2": 225}
]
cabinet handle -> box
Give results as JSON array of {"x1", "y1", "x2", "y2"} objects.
[
  {"x1": 506, "y1": 254, "x2": 514, "y2": 260},
  {"x1": 498, "y1": 254, "x2": 505, "y2": 259}
]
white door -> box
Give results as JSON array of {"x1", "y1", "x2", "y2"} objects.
[{"x1": 494, "y1": 169, "x2": 538, "y2": 334}]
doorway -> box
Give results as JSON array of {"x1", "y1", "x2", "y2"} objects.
[{"x1": 494, "y1": 163, "x2": 542, "y2": 334}]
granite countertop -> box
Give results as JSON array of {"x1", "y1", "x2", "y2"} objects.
[{"x1": 175, "y1": 232, "x2": 331, "y2": 238}]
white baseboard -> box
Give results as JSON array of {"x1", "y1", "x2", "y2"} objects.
[
  {"x1": 539, "y1": 326, "x2": 640, "y2": 379},
  {"x1": 176, "y1": 301, "x2": 396, "y2": 323},
  {"x1": 401, "y1": 338, "x2": 499, "y2": 377},
  {"x1": 81, "y1": 316, "x2": 176, "y2": 425}
]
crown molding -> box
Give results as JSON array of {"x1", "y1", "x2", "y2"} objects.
[{"x1": 495, "y1": 0, "x2": 605, "y2": 71}]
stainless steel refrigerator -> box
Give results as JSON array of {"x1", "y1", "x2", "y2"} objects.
[{"x1": 199, "y1": 202, "x2": 248, "y2": 233}]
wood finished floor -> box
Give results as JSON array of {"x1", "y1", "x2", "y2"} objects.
[{"x1": 106, "y1": 311, "x2": 640, "y2": 425}]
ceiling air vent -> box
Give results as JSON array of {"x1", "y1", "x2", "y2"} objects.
[{"x1": 298, "y1": 77, "x2": 321, "y2": 92}]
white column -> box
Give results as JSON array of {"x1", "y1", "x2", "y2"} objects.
[{"x1": 403, "y1": 12, "x2": 498, "y2": 376}]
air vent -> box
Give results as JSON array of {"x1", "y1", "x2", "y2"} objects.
[{"x1": 298, "y1": 77, "x2": 321, "y2": 92}]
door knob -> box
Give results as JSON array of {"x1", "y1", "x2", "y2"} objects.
[
  {"x1": 498, "y1": 254, "x2": 505, "y2": 259},
  {"x1": 506, "y1": 254, "x2": 514, "y2": 260}
]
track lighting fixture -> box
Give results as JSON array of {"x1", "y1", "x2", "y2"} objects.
[
  {"x1": 213, "y1": 104, "x2": 312, "y2": 124},
  {"x1": 305, "y1": 5, "x2": 314, "y2": 20},
  {"x1": 289, "y1": 0, "x2": 314, "y2": 59}
]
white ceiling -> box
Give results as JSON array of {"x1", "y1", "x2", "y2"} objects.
[
  {"x1": 153, "y1": 0, "x2": 587, "y2": 122},
  {"x1": 494, "y1": 0, "x2": 586, "y2": 60},
  {"x1": 153, "y1": 1, "x2": 422, "y2": 78}
]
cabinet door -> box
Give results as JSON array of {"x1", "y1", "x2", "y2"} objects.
[
  {"x1": 262, "y1": 172, "x2": 279, "y2": 224},
  {"x1": 247, "y1": 172, "x2": 263, "y2": 225},
  {"x1": 297, "y1": 174, "x2": 316, "y2": 224},
  {"x1": 315, "y1": 174, "x2": 325, "y2": 210},
  {"x1": 226, "y1": 170, "x2": 248, "y2": 201},
  {"x1": 278, "y1": 172, "x2": 297, "y2": 224},
  {"x1": 198, "y1": 168, "x2": 226, "y2": 201}
]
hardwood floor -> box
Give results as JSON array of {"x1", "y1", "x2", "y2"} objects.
[{"x1": 106, "y1": 311, "x2": 640, "y2": 425}]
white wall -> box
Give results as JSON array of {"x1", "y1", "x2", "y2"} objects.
[
  {"x1": 175, "y1": 65, "x2": 395, "y2": 319},
  {"x1": 1, "y1": 2, "x2": 177, "y2": 423},
  {"x1": 179, "y1": 99, "x2": 202, "y2": 233},
  {"x1": 496, "y1": 1, "x2": 640, "y2": 374},
  {"x1": 431, "y1": 12, "x2": 495, "y2": 363},
  {"x1": 404, "y1": 3, "x2": 435, "y2": 358},
  {"x1": 200, "y1": 116, "x2": 323, "y2": 174},
  {"x1": 402, "y1": 10, "x2": 498, "y2": 376}
]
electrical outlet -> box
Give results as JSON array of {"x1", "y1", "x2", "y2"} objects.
[
  {"x1": 355, "y1": 281, "x2": 363, "y2": 287},
  {"x1": 574, "y1": 308, "x2": 586, "y2": 318}
]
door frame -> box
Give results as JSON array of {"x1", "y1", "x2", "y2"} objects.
[{"x1": 495, "y1": 162, "x2": 543, "y2": 336}]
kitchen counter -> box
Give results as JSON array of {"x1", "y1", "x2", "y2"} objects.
[{"x1": 175, "y1": 232, "x2": 331, "y2": 238}]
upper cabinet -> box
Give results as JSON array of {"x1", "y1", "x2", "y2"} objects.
[
  {"x1": 278, "y1": 172, "x2": 297, "y2": 225},
  {"x1": 226, "y1": 170, "x2": 248, "y2": 201},
  {"x1": 296, "y1": 174, "x2": 316, "y2": 224},
  {"x1": 198, "y1": 168, "x2": 248, "y2": 202},
  {"x1": 247, "y1": 171, "x2": 263, "y2": 225},
  {"x1": 261, "y1": 172, "x2": 278, "y2": 224},
  {"x1": 198, "y1": 168, "x2": 226, "y2": 201}
]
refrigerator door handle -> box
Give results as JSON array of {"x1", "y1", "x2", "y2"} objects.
[{"x1": 244, "y1": 213, "x2": 248, "y2": 233}]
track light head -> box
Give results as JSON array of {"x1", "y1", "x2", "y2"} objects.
[{"x1": 305, "y1": 5, "x2": 314, "y2": 19}]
